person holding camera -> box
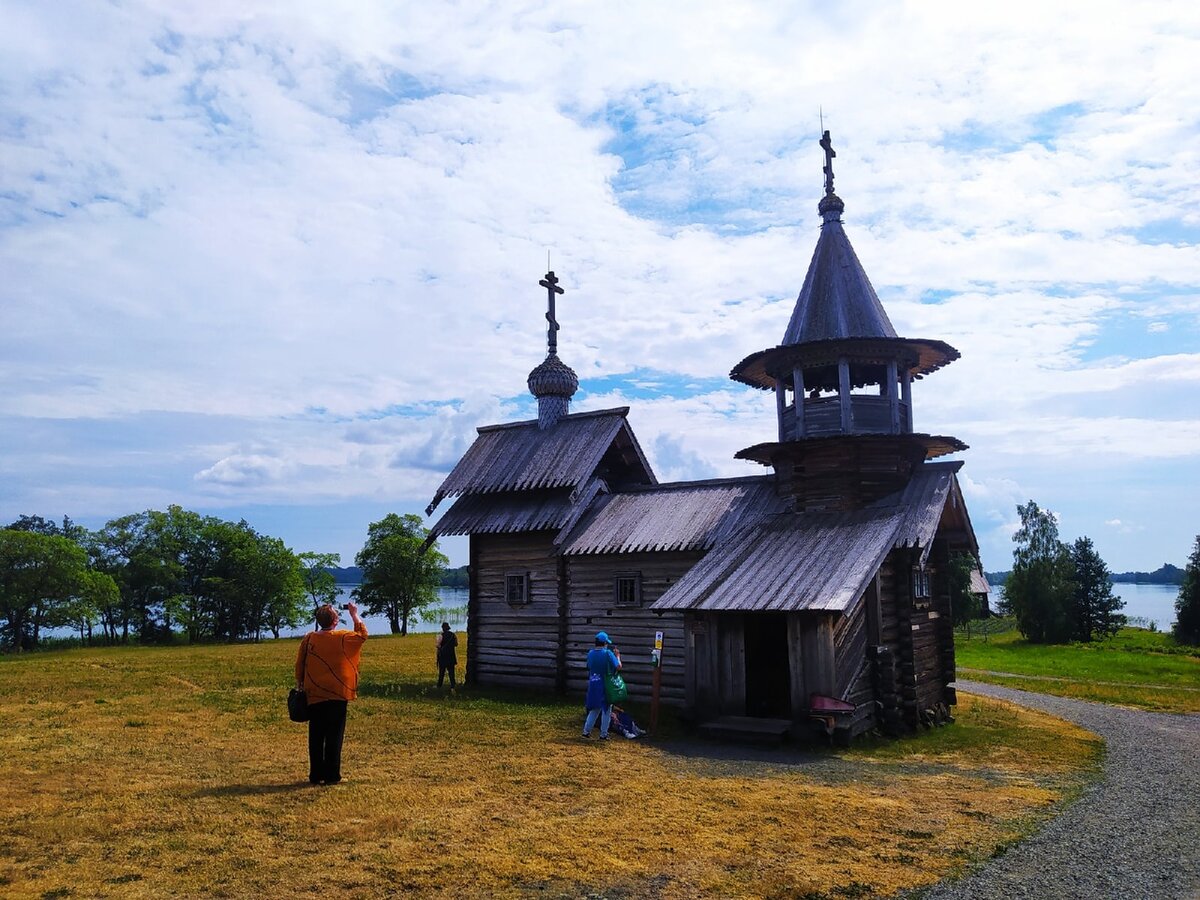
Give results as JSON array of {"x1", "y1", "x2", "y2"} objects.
[
  {"x1": 582, "y1": 631, "x2": 621, "y2": 740},
  {"x1": 294, "y1": 602, "x2": 367, "y2": 785}
]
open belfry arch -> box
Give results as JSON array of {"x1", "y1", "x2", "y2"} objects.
[{"x1": 425, "y1": 133, "x2": 981, "y2": 740}]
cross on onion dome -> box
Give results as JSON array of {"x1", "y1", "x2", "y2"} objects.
[
  {"x1": 539, "y1": 270, "x2": 565, "y2": 356},
  {"x1": 820, "y1": 130, "x2": 836, "y2": 196}
]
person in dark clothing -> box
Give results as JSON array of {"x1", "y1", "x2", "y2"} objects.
[{"x1": 436, "y1": 621, "x2": 458, "y2": 689}]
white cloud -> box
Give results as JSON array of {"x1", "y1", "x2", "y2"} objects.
[{"x1": 1, "y1": 1, "x2": 1198, "y2": 570}]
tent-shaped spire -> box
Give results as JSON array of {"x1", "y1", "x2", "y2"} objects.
[
  {"x1": 781, "y1": 133, "x2": 895, "y2": 344},
  {"x1": 730, "y1": 131, "x2": 957, "y2": 392}
]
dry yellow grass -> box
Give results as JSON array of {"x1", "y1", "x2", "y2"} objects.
[{"x1": 0, "y1": 635, "x2": 1100, "y2": 899}]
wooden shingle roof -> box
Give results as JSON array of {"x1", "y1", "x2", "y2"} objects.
[
  {"x1": 428, "y1": 485, "x2": 592, "y2": 539},
  {"x1": 560, "y1": 476, "x2": 786, "y2": 555},
  {"x1": 781, "y1": 210, "x2": 896, "y2": 344},
  {"x1": 425, "y1": 407, "x2": 654, "y2": 515},
  {"x1": 650, "y1": 462, "x2": 968, "y2": 614}
]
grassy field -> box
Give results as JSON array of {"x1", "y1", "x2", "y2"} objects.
[
  {"x1": 0, "y1": 635, "x2": 1102, "y2": 899},
  {"x1": 956, "y1": 624, "x2": 1200, "y2": 712}
]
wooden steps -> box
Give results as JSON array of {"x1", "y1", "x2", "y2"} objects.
[{"x1": 698, "y1": 715, "x2": 793, "y2": 745}]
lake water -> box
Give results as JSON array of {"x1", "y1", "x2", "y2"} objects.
[
  {"x1": 279, "y1": 585, "x2": 469, "y2": 638},
  {"x1": 991, "y1": 582, "x2": 1179, "y2": 631},
  {"x1": 327, "y1": 583, "x2": 1181, "y2": 635},
  {"x1": 45, "y1": 583, "x2": 1180, "y2": 642}
]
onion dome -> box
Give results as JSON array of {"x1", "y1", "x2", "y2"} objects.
[{"x1": 528, "y1": 353, "x2": 579, "y2": 399}]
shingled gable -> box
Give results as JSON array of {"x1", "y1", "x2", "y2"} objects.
[
  {"x1": 424, "y1": 407, "x2": 655, "y2": 518},
  {"x1": 428, "y1": 477, "x2": 608, "y2": 545},
  {"x1": 650, "y1": 462, "x2": 969, "y2": 614}
]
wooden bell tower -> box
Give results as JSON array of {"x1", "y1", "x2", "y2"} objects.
[{"x1": 730, "y1": 132, "x2": 966, "y2": 509}]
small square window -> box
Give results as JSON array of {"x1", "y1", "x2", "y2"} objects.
[
  {"x1": 614, "y1": 573, "x2": 641, "y2": 607},
  {"x1": 505, "y1": 572, "x2": 529, "y2": 606}
]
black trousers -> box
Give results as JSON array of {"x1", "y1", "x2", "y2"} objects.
[
  {"x1": 307, "y1": 699, "x2": 348, "y2": 783},
  {"x1": 438, "y1": 663, "x2": 456, "y2": 688}
]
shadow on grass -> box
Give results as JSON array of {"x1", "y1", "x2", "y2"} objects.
[
  {"x1": 357, "y1": 679, "x2": 574, "y2": 710},
  {"x1": 193, "y1": 781, "x2": 314, "y2": 798},
  {"x1": 359, "y1": 679, "x2": 845, "y2": 768}
]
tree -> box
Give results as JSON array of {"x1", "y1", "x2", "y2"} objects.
[
  {"x1": 6, "y1": 514, "x2": 86, "y2": 543},
  {"x1": 90, "y1": 510, "x2": 190, "y2": 642},
  {"x1": 353, "y1": 514, "x2": 447, "y2": 635},
  {"x1": 1174, "y1": 535, "x2": 1200, "y2": 645},
  {"x1": 1070, "y1": 536, "x2": 1125, "y2": 641},
  {"x1": 1003, "y1": 501, "x2": 1075, "y2": 644},
  {"x1": 947, "y1": 551, "x2": 980, "y2": 636},
  {"x1": 61, "y1": 569, "x2": 120, "y2": 644},
  {"x1": 0, "y1": 530, "x2": 90, "y2": 650},
  {"x1": 198, "y1": 520, "x2": 307, "y2": 641},
  {"x1": 244, "y1": 532, "x2": 307, "y2": 641},
  {"x1": 298, "y1": 551, "x2": 341, "y2": 617}
]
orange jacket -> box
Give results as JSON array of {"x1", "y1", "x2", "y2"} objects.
[{"x1": 295, "y1": 621, "x2": 368, "y2": 703}]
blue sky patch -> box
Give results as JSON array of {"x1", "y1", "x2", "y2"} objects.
[
  {"x1": 578, "y1": 369, "x2": 730, "y2": 400},
  {"x1": 337, "y1": 68, "x2": 438, "y2": 124}
]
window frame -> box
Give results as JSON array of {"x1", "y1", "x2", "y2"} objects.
[
  {"x1": 911, "y1": 566, "x2": 931, "y2": 601},
  {"x1": 505, "y1": 571, "x2": 530, "y2": 606},
  {"x1": 613, "y1": 572, "x2": 642, "y2": 608}
]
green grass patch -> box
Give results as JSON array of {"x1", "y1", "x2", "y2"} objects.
[
  {"x1": 956, "y1": 624, "x2": 1200, "y2": 712},
  {"x1": 0, "y1": 635, "x2": 1101, "y2": 898}
]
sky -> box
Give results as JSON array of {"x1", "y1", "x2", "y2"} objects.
[{"x1": 2, "y1": 1, "x2": 1198, "y2": 573}]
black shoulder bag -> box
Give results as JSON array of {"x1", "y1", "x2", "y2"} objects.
[
  {"x1": 288, "y1": 687, "x2": 309, "y2": 722},
  {"x1": 289, "y1": 636, "x2": 310, "y2": 722}
]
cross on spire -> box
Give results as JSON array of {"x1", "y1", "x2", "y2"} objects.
[
  {"x1": 538, "y1": 270, "x2": 565, "y2": 355},
  {"x1": 820, "y1": 129, "x2": 836, "y2": 196}
]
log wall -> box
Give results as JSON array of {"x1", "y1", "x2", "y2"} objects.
[
  {"x1": 876, "y1": 544, "x2": 957, "y2": 730},
  {"x1": 470, "y1": 531, "x2": 561, "y2": 690},
  {"x1": 564, "y1": 551, "x2": 697, "y2": 706},
  {"x1": 466, "y1": 525, "x2": 961, "y2": 737},
  {"x1": 770, "y1": 440, "x2": 928, "y2": 511}
]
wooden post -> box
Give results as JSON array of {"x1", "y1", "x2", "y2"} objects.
[
  {"x1": 775, "y1": 380, "x2": 787, "y2": 442},
  {"x1": 650, "y1": 630, "x2": 664, "y2": 733},
  {"x1": 886, "y1": 360, "x2": 900, "y2": 434},
  {"x1": 793, "y1": 367, "x2": 806, "y2": 438},
  {"x1": 838, "y1": 357, "x2": 852, "y2": 433},
  {"x1": 901, "y1": 368, "x2": 913, "y2": 433}
]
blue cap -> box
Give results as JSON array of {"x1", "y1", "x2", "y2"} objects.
[{"x1": 595, "y1": 631, "x2": 610, "y2": 645}]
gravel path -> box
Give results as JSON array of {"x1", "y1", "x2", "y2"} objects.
[{"x1": 922, "y1": 681, "x2": 1200, "y2": 900}]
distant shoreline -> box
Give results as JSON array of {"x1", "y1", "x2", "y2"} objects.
[{"x1": 986, "y1": 565, "x2": 1184, "y2": 588}]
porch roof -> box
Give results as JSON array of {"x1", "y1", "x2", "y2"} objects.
[{"x1": 650, "y1": 462, "x2": 964, "y2": 614}]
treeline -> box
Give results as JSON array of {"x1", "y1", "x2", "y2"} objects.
[
  {"x1": 0, "y1": 510, "x2": 346, "y2": 651},
  {"x1": 324, "y1": 564, "x2": 468, "y2": 589},
  {"x1": 986, "y1": 562, "x2": 1185, "y2": 587},
  {"x1": 1112, "y1": 564, "x2": 1185, "y2": 585}
]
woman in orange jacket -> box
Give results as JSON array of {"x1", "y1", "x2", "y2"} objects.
[{"x1": 294, "y1": 602, "x2": 367, "y2": 785}]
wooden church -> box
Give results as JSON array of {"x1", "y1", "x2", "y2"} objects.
[{"x1": 425, "y1": 133, "x2": 981, "y2": 740}]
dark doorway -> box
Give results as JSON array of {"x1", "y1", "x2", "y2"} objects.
[{"x1": 743, "y1": 613, "x2": 791, "y2": 718}]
